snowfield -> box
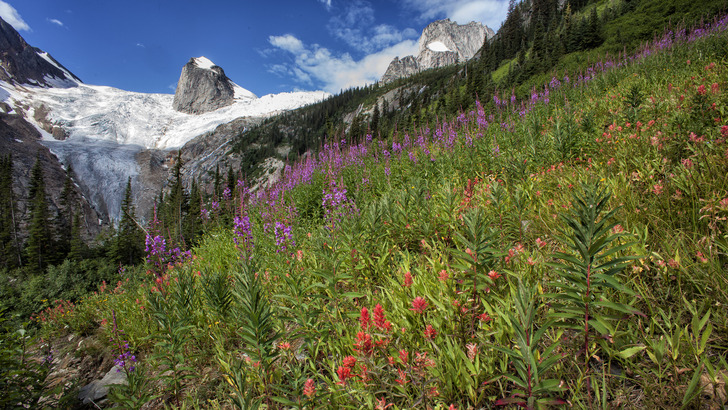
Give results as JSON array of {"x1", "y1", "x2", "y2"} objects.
[{"x1": 2, "y1": 82, "x2": 328, "y2": 149}]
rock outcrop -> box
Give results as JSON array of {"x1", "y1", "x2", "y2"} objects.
[
  {"x1": 0, "y1": 17, "x2": 81, "y2": 87},
  {"x1": 172, "y1": 57, "x2": 254, "y2": 114},
  {"x1": 380, "y1": 56, "x2": 419, "y2": 84},
  {"x1": 381, "y1": 19, "x2": 495, "y2": 83}
]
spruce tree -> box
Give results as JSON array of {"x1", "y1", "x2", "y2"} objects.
[
  {"x1": 111, "y1": 178, "x2": 143, "y2": 265},
  {"x1": 370, "y1": 104, "x2": 380, "y2": 137},
  {"x1": 68, "y1": 212, "x2": 85, "y2": 262},
  {"x1": 0, "y1": 155, "x2": 21, "y2": 268},
  {"x1": 25, "y1": 155, "x2": 54, "y2": 273},
  {"x1": 166, "y1": 151, "x2": 189, "y2": 246}
]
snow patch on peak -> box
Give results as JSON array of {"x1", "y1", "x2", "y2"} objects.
[
  {"x1": 232, "y1": 82, "x2": 257, "y2": 100},
  {"x1": 193, "y1": 56, "x2": 216, "y2": 70},
  {"x1": 36, "y1": 51, "x2": 81, "y2": 87},
  {"x1": 427, "y1": 41, "x2": 450, "y2": 52}
]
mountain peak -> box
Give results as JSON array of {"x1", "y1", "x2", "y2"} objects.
[
  {"x1": 381, "y1": 19, "x2": 495, "y2": 83},
  {"x1": 172, "y1": 57, "x2": 256, "y2": 114},
  {"x1": 0, "y1": 17, "x2": 81, "y2": 87}
]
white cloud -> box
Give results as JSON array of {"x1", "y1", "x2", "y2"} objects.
[
  {"x1": 268, "y1": 34, "x2": 418, "y2": 93},
  {"x1": 136, "y1": 43, "x2": 145, "y2": 48},
  {"x1": 401, "y1": 0, "x2": 509, "y2": 31},
  {"x1": 318, "y1": 0, "x2": 332, "y2": 11},
  {"x1": 47, "y1": 18, "x2": 63, "y2": 27},
  {"x1": 268, "y1": 34, "x2": 305, "y2": 54},
  {"x1": 0, "y1": 1, "x2": 30, "y2": 31}
]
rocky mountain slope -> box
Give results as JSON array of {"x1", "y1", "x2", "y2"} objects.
[{"x1": 381, "y1": 19, "x2": 495, "y2": 83}]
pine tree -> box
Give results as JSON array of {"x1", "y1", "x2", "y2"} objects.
[
  {"x1": 68, "y1": 212, "x2": 85, "y2": 261},
  {"x1": 213, "y1": 163, "x2": 222, "y2": 198},
  {"x1": 370, "y1": 104, "x2": 380, "y2": 137},
  {"x1": 165, "y1": 151, "x2": 189, "y2": 246},
  {"x1": 0, "y1": 155, "x2": 21, "y2": 268},
  {"x1": 111, "y1": 177, "x2": 143, "y2": 265},
  {"x1": 184, "y1": 178, "x2": 202, "y2": 246},
  {"x1": 25, "y1": 155, "x2": 54, "y2": 273}
]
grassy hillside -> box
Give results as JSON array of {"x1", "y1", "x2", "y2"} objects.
[{"x1": 8, "y1": 14, "x2": 728, "y2": 409}]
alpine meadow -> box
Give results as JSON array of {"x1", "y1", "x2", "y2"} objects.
[{"x1": 1, "y1": 0, "x2": 728, "y2": 408}]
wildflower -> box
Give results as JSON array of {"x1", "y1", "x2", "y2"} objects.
[
  {"x1": 438, "y1": 270, "x2": 449, "y2": 282},
  {"x1": 410, "y1": 297, "x2": 429, "y2": 313},
  {"x1": 612, "y1": 224, "x2": 625, "y2": 234},
  {"x1": 359, "y1": 307, "x2": 371, "y2": 330},
  {"x1": 424, "y1": 324, "x2": 438, "y2": 339},
  {"x1": 535, "y1": 237, "x2": 547, "y2": 248},
  {"x1": 479, "y1": 313, "x2": 491, "y2": 322},
  {"x1": 373, "y1": 304, "x2": 391, "y2": 331},
  {"x1": 403, "y1": 271, "x2": 413, "y2": 287},
  {"x1": 375, "y1": 397, "x2": 393, "y2": 410},
  {"x1": 343, "y1": 355, "x2": 357, "y2": 369},
  {"x1": 396, "y1": 369, "x2": 408, "y2": 385},
  {"x1": 336, "y1": 366, "x2": 353, "y2": 385},
  {"x1": 303, "y1": 378, "x2": 315, "y2": 397},
  {"x1": 652, "y1": 181, "x2": 664, "y2": 195},
  {"x1": 399, "y1": 349, "x2": 409, "y2": 364},
  {"x1": 354, "y1": 332, "x2": 374, "y2": 356},
  {"x1": 712, "y1": 82, "x2": 720, "y2": 94},
  {"x1": 278, "y1": 341, "x2": 291, "y2": 351},
  {"x1": 697, "y1": 251, "x2": 708, "y2": 263},
  {"x1": 668, "y1": 259, "x2": 679, "y2": 269},
  {"x1": 488, "y1": 270, "x2": 501, "y2": 280},
  {"x1": 466, "y1": 343, "x2": 478, "y2": 361}
]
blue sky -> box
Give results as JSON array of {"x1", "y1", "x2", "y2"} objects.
[{"x1": 1, "y1": 0, "x2": 508, "y2": 96}]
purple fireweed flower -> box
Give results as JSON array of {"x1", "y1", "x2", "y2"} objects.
[{"x1": 233, "y1": 214, "x2": 254, "y2": 252}]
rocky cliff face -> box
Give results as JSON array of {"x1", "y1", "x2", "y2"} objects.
[
  {"x1": 0, "y1": 17, "x2": 81, "y2": 87},
  {"x1": 380, "y1": 56, "x2": 419, "y2": 84},
  {"x1": 381, "y1": 19, "x2": 495, "y2": 83},
  {"x1": 172, "y1": 57, "x2": 254, "y2": 114},
  {"x1": 0, "y1": 113, "x2": 104, "y2": 241}
]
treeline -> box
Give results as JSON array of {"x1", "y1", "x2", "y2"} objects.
[{"x1": 0, "y1": 153, "x2": 146, "y2": 319}]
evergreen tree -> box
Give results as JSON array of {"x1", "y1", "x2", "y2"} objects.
[
  {"x1": 68, "y1": 212, "x2": 85, "y2": 262},
  {"x1": 165, "y1": 151, "x2": 189, "y2": 246},
  {"x1": 25, "y1": 155, "x2": 54, "y2": 273},
  {"x1": 184, "y1": 178, "x2": 202, "y2": 246},
  {"x1": 370, "y1": 104, "x2": 380, "y2": 137},
  {"x1": 0, "y1": 155, "x2": 21, "y2": 268},
  {"x1": 111, "y1": 178, "x2": 143, "y2": 265},
  {"x1": 213, "y1": 164, "x2": 222, "y2": 198}
]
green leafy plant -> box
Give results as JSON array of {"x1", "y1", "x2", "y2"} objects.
[
  {"x1": 546, "y1": 183, "x2": 640, "y2": 405},
  {"x1": 494, "y1": 280, "x2": 566, "y2": 409}
]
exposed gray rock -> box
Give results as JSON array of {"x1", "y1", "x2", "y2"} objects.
[
  {"x1": 78, "y1": 365, "x2": 127, "y2": 405},
  {"x1": 0, "y1": 17, "x2": 81, "y2": 87},
  {"x1": 381, "y1": 19, "x2": 496, "y2": 83},
  {"x1": 381, "y1": 56, "x2": 419, "y2": 84},
  {"x1": 172, "y1": 57, "x2": 237, "y2": 114}
]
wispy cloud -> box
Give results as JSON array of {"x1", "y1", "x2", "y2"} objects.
[
  {"x1": 47, "y1": 18, "x2": 64, "y2": 27},
  {"x1": 0, "y1": 1, "x2": 30, "y2": 31},
  {"x1": 136, "y1": 43, "x2": 145, "y2": 48},
  {"x1": 317, "y1": 0, "x2": 332, "y2": 11},
  {"x1": 327, "y1": 0, "x2": 418, "y2": 54},
  {"x1": 401, "y1": 0, "x2": 509, "y2": 30},
  {"x1": 268, "y1": 33, "x2": 418, "y2": 93}
]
